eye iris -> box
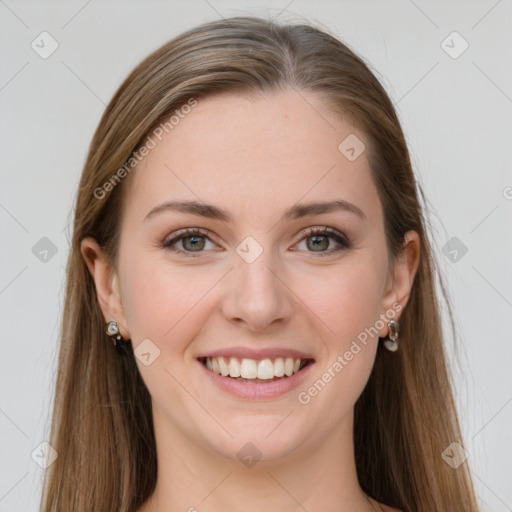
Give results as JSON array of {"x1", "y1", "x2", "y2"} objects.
[
  {"x1": 182, "y1": 235, "x2": 205, "y2": 251},
  {"x1": 307, "y1": 234, "x2": 329, "y2": 251}
]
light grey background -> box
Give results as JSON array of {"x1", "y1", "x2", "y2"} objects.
[{"x1": 1, "y1": 1, "x2": 511, "y2": 511}]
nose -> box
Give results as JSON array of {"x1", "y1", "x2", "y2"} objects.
[{"x1": 220, "y1": 246, "x2": 294, "y2": 332}]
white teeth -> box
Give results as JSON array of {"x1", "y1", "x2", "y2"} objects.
[
  {"x1": 218, "y1": 357, "x2": 230, "y2": 376},
  {"x1": 257, "y1": 359, "x2": 275, "y2": 380},
  {"x1": 240, "y1": 358, "x2": 258, "y2": 379},
  {"x1": 204, "y1": 356, "x2": 308, "y2": 379},
  {"x1": 274, "y1": 357, "x2": 285, "y2": 377},
  {"x1": 284, "y1": 357, "x2": 294, "y2": 376},
  {"x1": 229, "y1": 357, "x2": 241, "y2": 377}
]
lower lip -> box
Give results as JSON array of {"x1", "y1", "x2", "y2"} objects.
[{"x1": 198, "y1": 359, "x2": 314, "y2": 400}]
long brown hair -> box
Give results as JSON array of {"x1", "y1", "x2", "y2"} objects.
[{"x1": 41, "y1": 15, "x2": 480, "y2": 512}]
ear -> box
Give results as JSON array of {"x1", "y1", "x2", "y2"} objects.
[
  {"x1": 378, "y1": 230, "x2": 420, "y2": 337},
  {"x1": 80, "y1": 237, "x2": 130, "y2": 339}
]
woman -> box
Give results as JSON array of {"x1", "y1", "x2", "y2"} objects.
[{"x1": 40, "y1": 15, "x2": 481, "y2": 512}]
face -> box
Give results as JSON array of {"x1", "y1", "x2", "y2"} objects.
[{"x1": 89, "y1": 90, "x2": 415, "y2": 464}]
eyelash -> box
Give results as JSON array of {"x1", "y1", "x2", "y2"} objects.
[{"x1": 161, "y1": 226, "x2": 352, "y2": 258}]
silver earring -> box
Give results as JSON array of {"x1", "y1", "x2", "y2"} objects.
[
  {"x1": 105, "y1": 321, "x2": 125, "y2": 346},
  {"x1": 383, "y1": 320, "x2": 400, "y2": 352}
]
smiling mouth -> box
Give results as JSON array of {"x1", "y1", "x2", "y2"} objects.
[{"x1": 198, "y1": 356, "x2": 314, "y2": 382}]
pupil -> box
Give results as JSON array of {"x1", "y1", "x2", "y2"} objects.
[{"x1": 309, "y1": 235, "x2": 328, "y2": 251}]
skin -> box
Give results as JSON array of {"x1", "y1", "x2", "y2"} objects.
[{"x1": 82, "y1": 90, "x2": 419, "y2": 512}]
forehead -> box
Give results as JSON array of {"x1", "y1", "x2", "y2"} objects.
[{"x1": 124, "y1": 90, "x2": 381, "y2": 225}]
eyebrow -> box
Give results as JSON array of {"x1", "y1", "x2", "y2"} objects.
[{"x1": 144, "y1": 199, "x2": 367, "y2": 223}]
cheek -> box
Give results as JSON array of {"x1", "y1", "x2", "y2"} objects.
[
  {"x1": 291, "y1": 257, "x2": 386, "y2": 409},
  {"x1": 294, "y1": 265, "x2": 382, "y2": 419},
  {"x1": 291, "y1": 259, "x2": 385, "y2": 348},
  {"x1": 119, "y1": 252, "x2": 225, "y2": 356}
]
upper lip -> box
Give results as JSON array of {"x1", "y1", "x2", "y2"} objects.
[{"x1": 196, "y1": 347, "x2": 315, "y2": 361}]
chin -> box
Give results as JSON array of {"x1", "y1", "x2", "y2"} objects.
[{"x1": 197, "y1": 415, "x2": 313, "y2": 465}]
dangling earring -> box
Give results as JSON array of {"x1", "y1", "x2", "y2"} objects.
[
  {"x1": 105, "y1": 321, "x2": 127, "y2": 347},
  {"x1": 383, "y1": 320, "x2": 400, "y2": 352}
]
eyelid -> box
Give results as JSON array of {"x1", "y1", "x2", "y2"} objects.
[{"x1": 294, "y1": 225, "x2": 349, "y2": 244}]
